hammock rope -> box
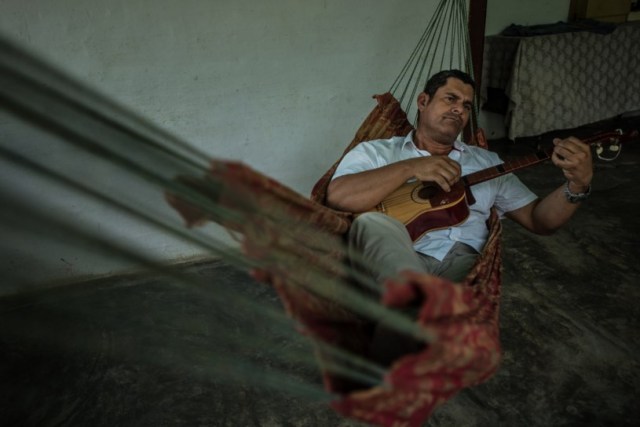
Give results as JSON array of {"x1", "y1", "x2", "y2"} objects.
[
  {"x1": 390, "y1": 0, "x2": 476, "y2": 132},
  {"x1": 0, "y1": 33, "x2": 427, "y2": 391}
]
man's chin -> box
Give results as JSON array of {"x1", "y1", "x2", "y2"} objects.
[
  {"x1": 438, "y1": 126, "x2": 462, "y2": 141},
  {"x1": 433, "y1": 134, "x2": 458, "y2": 145},
  {"x1": 444, "y1": 120, "x2": 463, "y2": 131}
]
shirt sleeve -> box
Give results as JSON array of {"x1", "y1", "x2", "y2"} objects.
[
  {"x1": 493, "y1": 173, "x2": 538, "y2": 217},
  {"x1": 331, "y1": 141, "x2": 383, "y2": 180}
]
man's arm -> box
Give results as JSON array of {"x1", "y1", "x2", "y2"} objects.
[
  {"x1": 326, "y1": 156, "x2": 462, "y2": 212},
  {"x1": 506, "y1": 136, "x2": 593, "y2": 234}
]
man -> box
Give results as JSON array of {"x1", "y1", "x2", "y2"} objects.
[
  {"x1": 326, "y1": 69, "x2": 593, "y2": 286},
  {"x1": 325, "y1": 70, "x2": 593, "y2": 366}
]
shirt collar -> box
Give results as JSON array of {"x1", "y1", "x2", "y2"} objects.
[{"x1": 402, "y1": 130, "x2": 467, "y2": 154}]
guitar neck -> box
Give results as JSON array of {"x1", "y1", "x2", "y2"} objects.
[
  {"x1": 463, "y1": 149, "x2": 552, "y2": 187},
  {"x1": 462, "y1": 130, "x2": 626, "y2": 188}
]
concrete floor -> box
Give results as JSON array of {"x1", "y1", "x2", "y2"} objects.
[{"x1": 2, "y1": 128, "x2": 639, "y2": 426}]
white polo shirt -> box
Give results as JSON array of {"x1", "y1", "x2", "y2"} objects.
[{"x1": 332, "y1": 131, "x2": 538, "y2": 260}]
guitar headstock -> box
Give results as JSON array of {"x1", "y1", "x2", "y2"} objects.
[{"x1": 588, "y1": 128, "x2": 639, "y2": 161}]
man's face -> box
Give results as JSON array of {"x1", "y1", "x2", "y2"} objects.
[{"x1": 417, "y1": 77, "x2": 474, "y2": 144}]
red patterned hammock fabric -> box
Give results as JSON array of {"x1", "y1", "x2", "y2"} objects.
[{"x1": 166, "y1": 93, "x2": 501, "y2": 427}]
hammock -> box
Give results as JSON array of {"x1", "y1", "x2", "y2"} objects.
[
  {"x1": 167, "y1": 91, "x2": 501, "y2": 427},
  {"x1": 166, "y1": 1, "x2": 502, "y2": 425}
]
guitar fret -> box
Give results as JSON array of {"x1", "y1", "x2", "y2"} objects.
[{"x1": 465, "y1": 150, "x2": 551, "y2": 187}]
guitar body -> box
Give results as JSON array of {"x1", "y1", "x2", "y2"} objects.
[{"x1": 375, "y1": 181, "x2": 470, "y2": 241}]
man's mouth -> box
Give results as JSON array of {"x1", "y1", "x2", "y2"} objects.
[{"x1": 443, "y1": 115, "x2": 462, "y2": 125}]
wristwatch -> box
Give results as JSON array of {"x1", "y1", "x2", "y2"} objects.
[{"x1": 564, "y1": 180, "x2": 591, "y2": 204}]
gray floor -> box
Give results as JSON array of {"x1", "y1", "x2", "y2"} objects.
[{"x1": 2, "y1": 132, "x2": 639, "y2": 426}]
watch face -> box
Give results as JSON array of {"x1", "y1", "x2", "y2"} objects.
[
  {"x1": 568, "y1": 194, "x2": 585, "y2": 203},
  {"x1": 564, "y1": 182, "x2": 590, "y2": 203}
]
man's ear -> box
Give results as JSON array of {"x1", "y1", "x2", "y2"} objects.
[{"x1": 417, "y1": 92, "x2": 430, "y2": 111}]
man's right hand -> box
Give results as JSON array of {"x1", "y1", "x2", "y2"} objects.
[
  {"x1": 405, "y1": 156, "x2": 461, "y2": 192},
  {"x1": 327, "y1": 156, "x2": 461, "y2": 213}
]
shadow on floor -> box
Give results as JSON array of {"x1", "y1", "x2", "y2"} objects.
[{"x1": 2, "y1": 136, "x2": 639, "y2": 426}]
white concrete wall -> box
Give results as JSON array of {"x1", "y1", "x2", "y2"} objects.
[
  {"x1": 1, "y1": 0, "x2": 447, "y2": 287},
  {"x1": 0, "y1": 0, "x2": 571, "y2": 288}
]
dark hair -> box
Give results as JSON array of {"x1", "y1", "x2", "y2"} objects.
[{"x1": 422, "y1": 69, "x2": 476, "y2": 98}]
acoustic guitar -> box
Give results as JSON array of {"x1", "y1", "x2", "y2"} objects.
[{"x1": 375, "y1": 129, "x2": 636, "y2": 241}]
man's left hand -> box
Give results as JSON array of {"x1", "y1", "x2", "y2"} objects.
[{"x1": 551, "y1": 136, "x2": 593, "y2": 190}]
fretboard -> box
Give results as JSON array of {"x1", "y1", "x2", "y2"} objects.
[
  {"x1": 458, "y1": 129, "x2": 626, "y2": 189},
  {"x1": 462, "y1": 149, "x2": 552, "y2": 188}
]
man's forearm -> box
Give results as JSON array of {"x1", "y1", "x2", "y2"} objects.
[
  {"x1": 326, "y1": 162, "x2": 415, "y2": 212},
  {"x1": 530, "y1": 182, "x2": 584, "y2": 234}
]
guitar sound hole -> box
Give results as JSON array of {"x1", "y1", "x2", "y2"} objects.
[{"x1": 418, "y1": 184, "x2": 439, "y2": 200}]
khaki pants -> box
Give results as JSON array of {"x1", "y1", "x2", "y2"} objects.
[
  {"x1": 348, "y1": 212, "x2": 479, "y2": 286},
  {"x1": 348, "y1": 212, "x2": 481, "y2": 367}
]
